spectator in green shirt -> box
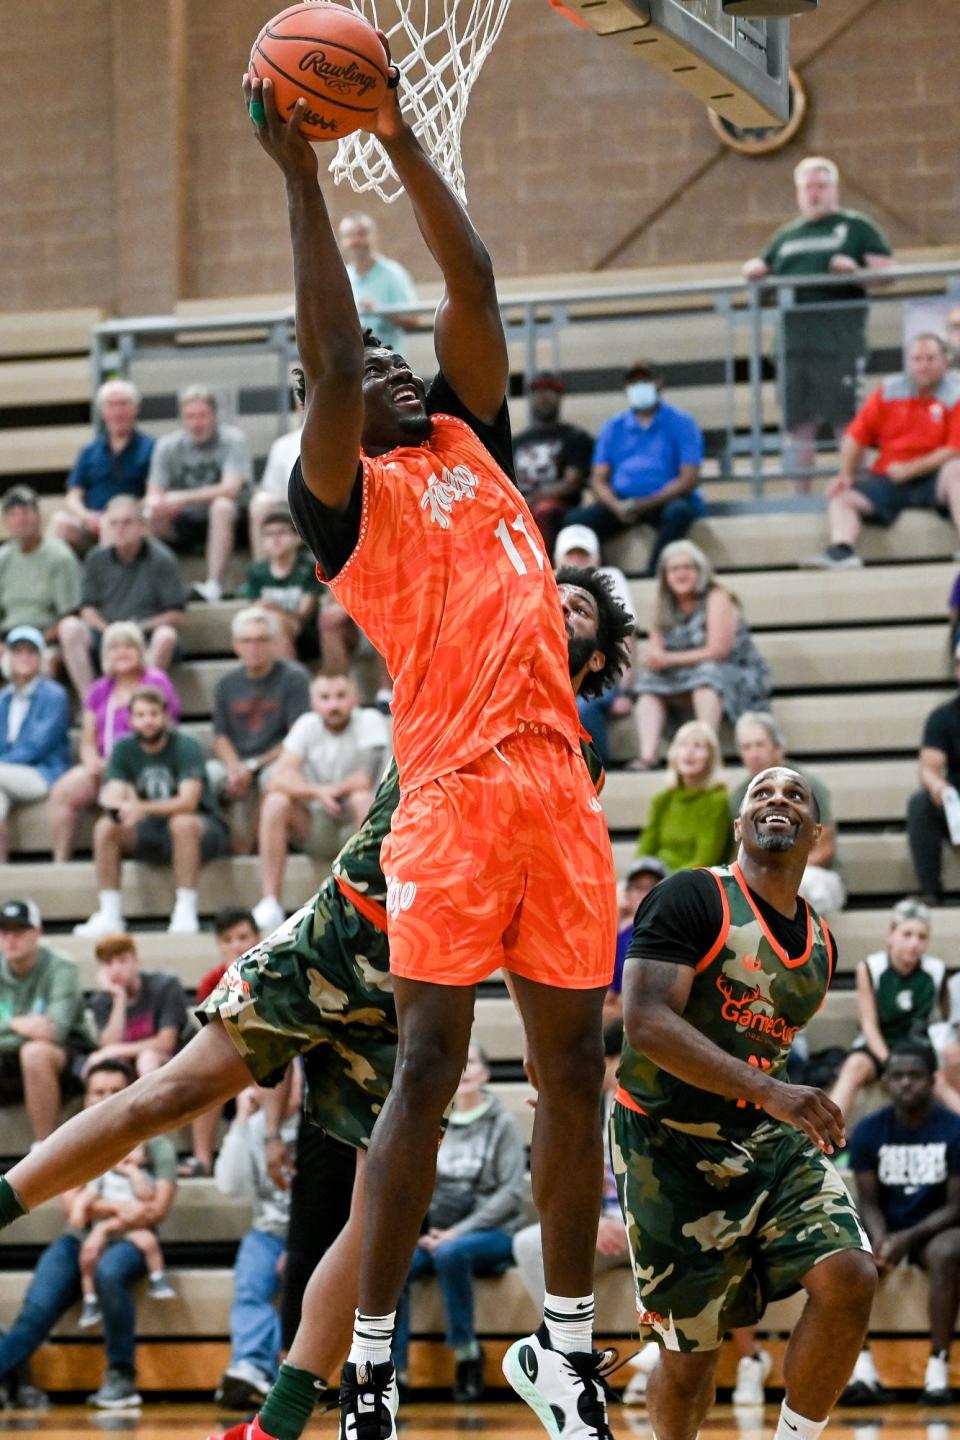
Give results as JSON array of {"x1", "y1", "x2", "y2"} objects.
[
  {"x1": 0, "y1": 897, "x2": 87, "y2": 1142},
  {"x1": 74, "y1": 685, "x2": 229, "y2": 940},
  {"x1": 0, "y1": 486, "x2": 82, "y2": 645},
  {"x1": 635, "y1": 720, "x2": 731, "y2": 874},
  {"x1": 742, "y1": 156, "x2": 894, "y2": 486},
  {"x1": 238, "y1": 510, "x2": 324, "y2": 661}
]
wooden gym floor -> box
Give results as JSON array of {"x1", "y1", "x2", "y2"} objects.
[{"x1": 9, "y1": 1404, "x2": 960, "y2": 1439}]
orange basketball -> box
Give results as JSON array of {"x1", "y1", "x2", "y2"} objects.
[{"x1": 250, "y1": 3, "x2": 389, "y2": 142}]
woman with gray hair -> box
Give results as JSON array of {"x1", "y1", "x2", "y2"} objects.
[
  {"x1": 632, "y1": 539, "x2": 770, "y2": 769},
  {"x1": 47, "y1": 621, "x2": 181, "y2": 862}
]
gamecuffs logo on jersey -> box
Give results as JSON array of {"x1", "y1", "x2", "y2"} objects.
[
  {"x1": 716, "y1": 973, "x2": 798, "y2": 1045},
  {"x1": 420, "y1": 464, "x2": 480, "y2": 527},
  {"x1": 385, "y1": 876, "x2": 417, "y2": 918}
]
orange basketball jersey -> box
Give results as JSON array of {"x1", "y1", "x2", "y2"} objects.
[{"x1": 324, "y1": 412, "x2": 581, "y2": 790}]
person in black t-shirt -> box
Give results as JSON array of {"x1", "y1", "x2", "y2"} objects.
[
  {"x1": 907, "y1": 668, "x2": 960, "y2": 904},
  {"x1": 847, "y1": 1041, "x2": 960, "y2": 1405},
  {"x1": 615, "y1": 766, "x2": 876, "y2": 1440},
  {"x1": 512, "y1": 372, "x2": 594, "y2": 551}
]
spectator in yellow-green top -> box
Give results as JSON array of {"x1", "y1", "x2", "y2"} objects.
[{"x1": 635, "y1": 720, "x2": 731, "y2": 874}]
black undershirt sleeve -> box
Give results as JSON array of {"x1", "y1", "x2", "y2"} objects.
[
  {"x1": 626, "y1": 870, "x2": 726, "y2": 970},
  {"x1": 287, "y1": 459, "x2": 363, "y2": 582}
]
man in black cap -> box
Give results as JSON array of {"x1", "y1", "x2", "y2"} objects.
[
  {"x1": 512, "y1": 371, "x2": 595, "y2": 551},
  {"x1": 0, "y1": 898, "x2": 87, "y2": 1143},
  {"x1": 0, "y1": 487, "x2": 82, "y2": 646},
  {"x1": 608, "y1": 857, "x2": 668, "y2": 1020}
]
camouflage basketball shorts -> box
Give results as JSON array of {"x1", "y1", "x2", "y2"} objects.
[
  {"x1": 197, "y1": 878, "x2": 396, "y2": 1150},
  {"x1": 611, "y1": 1104, "x2": 871, "y2": 1352}
]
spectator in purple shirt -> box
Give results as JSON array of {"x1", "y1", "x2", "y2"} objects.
[{"x1": 47, "y1": 622, "x2": 181, "y2": 863}]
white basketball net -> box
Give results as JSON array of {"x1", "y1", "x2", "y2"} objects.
[{"x1": 329, "y1": 0, "x2": 513, "y2": 203}]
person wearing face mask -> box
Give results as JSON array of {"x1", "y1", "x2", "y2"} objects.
[{"x1": 564, "y1": 360, "x2": 704, "y2": 576}]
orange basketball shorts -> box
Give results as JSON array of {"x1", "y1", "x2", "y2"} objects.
[{"x1": 380, "y1": 726, "x2": 617, "y2": 988}]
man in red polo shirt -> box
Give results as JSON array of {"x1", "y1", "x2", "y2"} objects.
[{"x1": 804, "y1": 333, "x2": 960, "y2": 569}]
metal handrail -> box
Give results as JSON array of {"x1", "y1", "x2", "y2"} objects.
[
  {"x1": 91, "y1": 260, "x2": 960, "y2": 338},
  {"x1": 90, "y1": 260, "x2": 960, "y2": 497}
]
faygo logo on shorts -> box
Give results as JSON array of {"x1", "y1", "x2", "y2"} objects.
[{"x1": 385, "y1": 876, "x2": 417, "y2": 918}]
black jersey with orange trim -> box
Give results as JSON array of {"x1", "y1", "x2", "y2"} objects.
[{"x1": 617, "y1": 864, "x2": 837, "y2": 1140}]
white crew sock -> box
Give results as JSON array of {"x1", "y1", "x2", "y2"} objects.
[
  {"x1": 98, "y1": 890, "x2": 123, "y2": 922},
  {"x1": 543, "y1": 1292, "x2": 594, "y2": 1354},
  {"x1": 775, "y1": 1401, "x2": 828, "y2": 1440},
  {"x1": 348, "y1": 1309, "x2": 396, "y2": 1367},
  {"x1": 174, "y1": 888, "x2": 198, "y2": 913}
]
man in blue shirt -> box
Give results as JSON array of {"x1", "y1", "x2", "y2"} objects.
[
  {"x1": 50, "y1": 381, "x2": 154, "y2": 555},
  {"x1": 565, "y1": 360, "x2": 704, "y2": 575},
  {"x1": 847, "y1": 1041, "x2": 960, "y2": 1406}
]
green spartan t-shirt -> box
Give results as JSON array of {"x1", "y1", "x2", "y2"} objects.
[
  {"x1": 865, "y1": 950, "x2": 944, "y2": 1048},
  {"x1": 106, "y1": 731, "x2": 217, "y2": 816},
  {"x1": 239, "y1": 556, "x2": 324, "y2": 614},
  {"x1": 762, "y1": 209, "x2": 892, "y2": 355}
]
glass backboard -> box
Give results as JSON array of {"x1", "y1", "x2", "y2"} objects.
[{"x1": 560, "y1": 0, "x2": 790, "y2": 126}]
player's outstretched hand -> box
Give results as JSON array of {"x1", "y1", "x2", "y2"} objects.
[
  {"x1": 366, "y1": 32, "x2": 407, "y2": 143},
  {"x1": 243, "y1": 73, "x2": 319, "y2": 183},
  {"x1": 759, "y1": 1079, "x2": 846, "y2": 1155}
]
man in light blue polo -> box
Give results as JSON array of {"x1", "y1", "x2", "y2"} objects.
[
  {"x1": 566, "y1": 359, "x2": 704, "y2": 575},
  {"x1": 337, "y1": 212, "x2": 418, "y2": 353}
]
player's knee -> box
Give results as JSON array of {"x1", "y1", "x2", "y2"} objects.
[
  {"x1": 534, "y1": 1029, "x2": 604, "y2": 1098},
  {"x1": 653, "y1": 1352, "x2": 716, "y2": 1406},
  {"x1": 810, "y1": 1248, "x2": 876, "y2": 1317},
  {"x1": 394, "y1": 1035, "x2": 464, "y2": 1107}
]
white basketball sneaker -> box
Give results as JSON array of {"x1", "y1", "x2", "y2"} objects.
[
  {"x1": 731, "y1": 1349, "x2": 772, "y2": 1406},
  {"x1": 622, "y1": 1341, "x2": 660, "y2": 1405},
  {"x1": 503, "y1": 1324, "x2": 614, "y2": 1439}
]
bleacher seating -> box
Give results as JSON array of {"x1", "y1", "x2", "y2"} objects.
[{"x1": 2, "y1": 288, "x2": 960, "y2": 1397}]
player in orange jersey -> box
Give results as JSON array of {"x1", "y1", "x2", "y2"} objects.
[{"x1": 245, "y1": 58, "x2": 620, "y2": 1440}]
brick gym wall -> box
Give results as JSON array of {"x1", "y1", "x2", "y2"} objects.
[{"x1": 4, "y1": 0, "x2": 957, "y2": 315}]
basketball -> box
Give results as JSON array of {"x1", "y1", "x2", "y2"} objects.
[{"x1": 250, "y1": 2, "x2": 389, "y2": 142}]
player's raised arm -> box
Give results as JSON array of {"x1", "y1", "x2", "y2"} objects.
[
  {"x1": 369, "y1": 60, "x2": 508, "y2": 424},
  {"x1": 244, "y1": 74, "x2": 363, "y2": 512}
]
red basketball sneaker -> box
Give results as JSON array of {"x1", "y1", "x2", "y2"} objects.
[{"x1": 206, "y1": 1418, "x2": 274, "y2": 1440}]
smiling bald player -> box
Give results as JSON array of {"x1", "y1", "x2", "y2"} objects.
[{"x1": 613, "y1": 767, "x2": 877, "y2": 1440}]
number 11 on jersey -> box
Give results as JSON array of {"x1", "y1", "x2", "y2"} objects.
[{"x1": 494, "y1": 513, "x2": 545, "y2": 576}]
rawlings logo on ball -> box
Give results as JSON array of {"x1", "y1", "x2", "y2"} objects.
[{"x1": 298, "y1": 50, "x2": 379, "y2": 95}]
